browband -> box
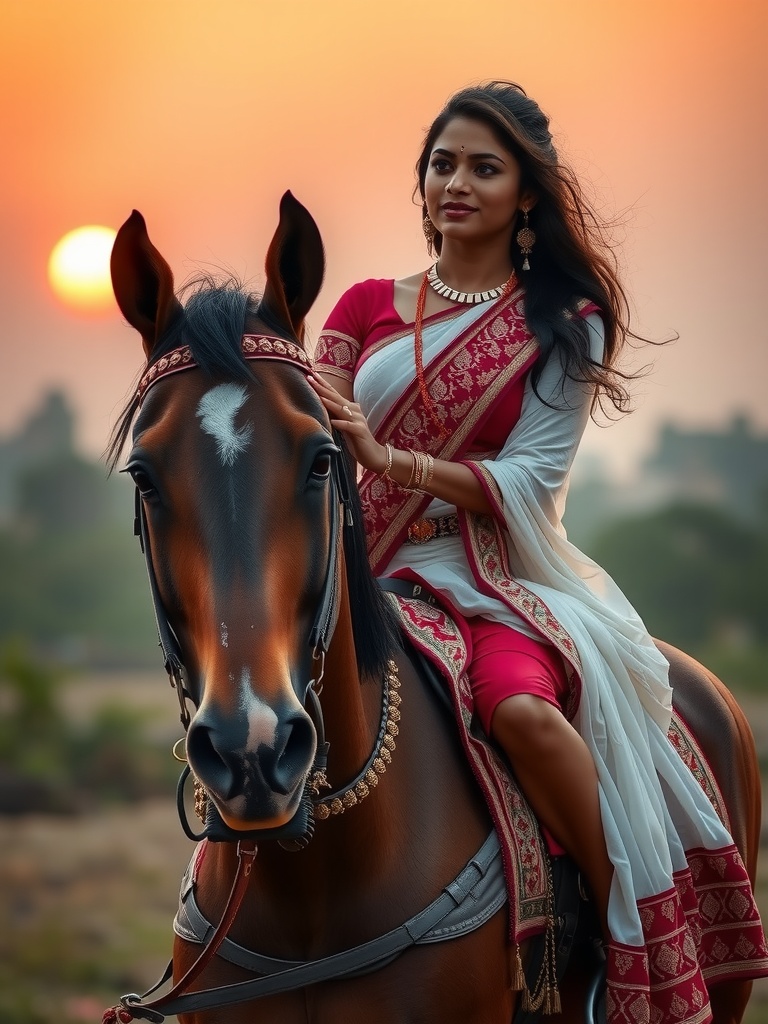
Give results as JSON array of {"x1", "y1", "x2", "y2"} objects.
[{"x1": 137, "y1": 335, "x2": 313, "y2": 404}]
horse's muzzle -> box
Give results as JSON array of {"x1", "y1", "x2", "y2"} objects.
[{"x1": 186, "y1": 696, "x2": 316, "y2": 825}]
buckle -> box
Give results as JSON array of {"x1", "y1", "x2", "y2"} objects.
[{"x1": 407, "y1": 518, "x2": 437, "y2": 544}]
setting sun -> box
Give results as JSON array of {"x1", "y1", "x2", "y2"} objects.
[{"x1": 48, "y1": 225, "x2": 117, "y2": 314}]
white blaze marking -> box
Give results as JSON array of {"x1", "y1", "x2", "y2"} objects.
[
  {"x1": 196, "y1": 383, "x2": 253, "y2": 467},
  {"x1": 240, "y1": 668, "x2": 279, "y2": 751}
]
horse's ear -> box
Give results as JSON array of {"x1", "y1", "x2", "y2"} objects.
[
  {"x1": 111, "y1": 211, "x2": 182, "y2": 359},
  {"x1": 261, "y1": 192, "x2": 325, "y2": 341}
]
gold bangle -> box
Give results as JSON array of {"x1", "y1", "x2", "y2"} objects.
[
  {"x1": 421, "y1": 453, "x2": 435, "y2": 491},
  {"x1": 406, "y1": 450, "x2": 433, "y2": 492},
  {"x1": 415, "y1": 451, "x2": 428, "y2": 490},
  {"x1": 382, "y1": 443, "x2": 394, "y2": 478},
  {"x1": 406, "y1": 449, "x2": 420, "y2": 489}
]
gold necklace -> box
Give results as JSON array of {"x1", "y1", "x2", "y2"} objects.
[{"x1": 427, "y1": 262, "x2": 515, "y2": 304}]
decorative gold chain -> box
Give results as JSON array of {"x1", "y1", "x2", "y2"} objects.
[
  {"x1": 312, "y1": 659, "x2": 401, "y2": 819},
  {"x1": 181, "y1": 658, "x2": 401, "y2": 826}
]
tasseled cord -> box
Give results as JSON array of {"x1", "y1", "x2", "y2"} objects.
[{"x1": 513, "y1": 914, "x2": 561, "y2": 1015}]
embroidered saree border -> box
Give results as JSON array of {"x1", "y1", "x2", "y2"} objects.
[
  {"x1": 362, "y1": 289, "x2": 539, "y2": 574},
  {"x1": 459, "y1": 510, "x2": 582, "y2": 719},
  {"x1": 389, "y1": 593, "x2": 550, "y2": 944},
  {"x1": 668, "y1": 712, "x2": 731, "y2": 833},
  {"x1": 605, "y1": 846, "x2": 768, "y2": 1022}
]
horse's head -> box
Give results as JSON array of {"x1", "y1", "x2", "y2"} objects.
[{"x1": 109, "y1": 194, "x2": 394, "y2": 839}]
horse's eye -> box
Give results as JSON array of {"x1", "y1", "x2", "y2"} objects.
[
  {"x1": 126, "y1": 466, "x2": 157, "y2": 498},
  {"x1": 310, "y1": 452, "x2": 333, "y2": 481}
]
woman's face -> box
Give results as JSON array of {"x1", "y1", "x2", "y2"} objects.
[{"x1": 424, "y1": 117, "x2": 529, "y2": 252}]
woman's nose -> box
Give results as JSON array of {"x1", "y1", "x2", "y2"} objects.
[{"x1": 446, "y1": 174, "x2": 468, "y2": 193}]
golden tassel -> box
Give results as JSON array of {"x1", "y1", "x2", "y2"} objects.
[
  {"x1": 510, "y1": 942, "x2": 526, "y2": 991},
  {"x1": 543, "y1": 983, "x2": 562, "y2": 1015}
]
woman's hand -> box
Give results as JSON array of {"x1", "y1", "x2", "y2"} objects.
[{"x1": 308, "y1": 374, "x2": 387, "y2": 473}]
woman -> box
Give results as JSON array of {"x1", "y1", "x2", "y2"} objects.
[{"x1": 309, "y1": 81, "x2": 768, "y2": 1019}]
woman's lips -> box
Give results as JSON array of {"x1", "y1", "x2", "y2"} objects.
[{"x1": 441, "y1": 204, "x2": 477, "y2": 219}]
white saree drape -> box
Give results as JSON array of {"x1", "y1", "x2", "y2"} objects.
[{"x1": 354, "y1": 302, "x2": 739, "y2": 955}]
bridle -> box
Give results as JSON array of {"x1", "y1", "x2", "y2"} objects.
[{"x1": 130, "y1": 333, "x2": 367, "y2": 847}]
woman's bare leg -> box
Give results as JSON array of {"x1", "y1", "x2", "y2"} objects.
[{"x1": 491, "y1": 693, "x2": 613, "y2": 939}]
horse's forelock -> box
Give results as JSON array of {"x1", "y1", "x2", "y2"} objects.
[{"x1": 107, "y1": 276, "x2": 284, "y2": 470}]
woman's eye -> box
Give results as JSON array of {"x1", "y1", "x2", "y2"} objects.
[
  {"x1": 431, "y1": 159, "x2": 451, "y2": 173},
  {"x1": 475, "y1": 163, "x2": 497, "y2": 176},
  {"x1": 310, "y1": 453, "x2": 332, "y2": 480}
]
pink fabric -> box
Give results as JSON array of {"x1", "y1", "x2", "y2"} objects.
[
  {"x1": 465, "y1": 617, "x2": 570, "y2": 735},
  {"x1": 465, "y1": 616, "x2": 569, "y2": 857}
]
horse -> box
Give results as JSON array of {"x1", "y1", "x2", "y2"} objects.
[{"x1": 104, "y1": 192, "x2": 762, "y2": 1024}]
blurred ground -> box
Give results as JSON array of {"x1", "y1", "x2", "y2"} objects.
[{"x1": 3, "y1": 672, "x2": 768, "y2": 1022}]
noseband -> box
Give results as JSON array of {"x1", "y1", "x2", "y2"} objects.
[{"x1": 132, "y1": 335, "x2": 354, "y2": 845}]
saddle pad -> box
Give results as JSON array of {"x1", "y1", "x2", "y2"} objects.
[{"x1": 390, "y1": 593, "x2": 552, "y2": 944}]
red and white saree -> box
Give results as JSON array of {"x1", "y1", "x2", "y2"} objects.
[{"x1": 315, "y1": 278, "x2": 768, "y2": 1021}]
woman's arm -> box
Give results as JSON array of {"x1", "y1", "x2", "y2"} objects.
[{"x1": 311, "y1": 373, "x2": 493, "y2": 515}]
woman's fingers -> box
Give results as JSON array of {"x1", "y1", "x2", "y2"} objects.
[
  {"x1": 309, "y1": 375, "x2": 361, "y2": 425},
  {"x1": 307, "y1": 375, "x2": 385, "y2": 472},
  {"x1": 308, "y1": 373, "x2": 345, "y2": 402}
]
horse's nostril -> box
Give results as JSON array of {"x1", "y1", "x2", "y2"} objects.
[
  {"x1": 272, "y1": 712, "x2": 316, "y2": 795},
  {"x1": 186, "y1": 719, "x2": 237, "y2": 801}
]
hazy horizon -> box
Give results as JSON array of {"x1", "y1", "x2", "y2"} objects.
[{"x1": 1, "y1": 0, "x2": 766, "y2": 477}]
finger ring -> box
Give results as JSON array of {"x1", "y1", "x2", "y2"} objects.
[{"x1": 342, "y1": 405, "x2": 353, "y2": 418}]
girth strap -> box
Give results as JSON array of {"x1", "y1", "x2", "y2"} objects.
[
  {"x1": 174, "y1": 831, "x2": 506, "y2": 974},
  {"x1": 119, "y1": 831, "x2": 501, "y2": 1021}
]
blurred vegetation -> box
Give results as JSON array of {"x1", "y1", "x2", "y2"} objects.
[
  {"x1": 0, "y1": 451, "x2": 157, "y2": 668},
  {"x1": 588, "y1": 500, "x2": 768, "y2": 692},
  {"x1": 0, "y1": 643, "x2": 177, "y2": 813}
]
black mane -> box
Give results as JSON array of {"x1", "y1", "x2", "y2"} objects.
[{"x1": 106, "y1": 277, "x2": 400, "y2": 682}]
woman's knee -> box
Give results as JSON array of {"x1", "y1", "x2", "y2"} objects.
[{"x1": 490, "y1": 694, "x2": 564, "y2": 757}]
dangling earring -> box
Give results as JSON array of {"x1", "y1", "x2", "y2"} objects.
[
  {"x1": 516, "y1": 208, "x2": 536, "y2": 271},
  {"x1": 422, "y1": 209, "x2": 436, "y2": 257}
]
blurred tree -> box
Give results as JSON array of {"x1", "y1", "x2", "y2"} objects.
[
  {"x1": 590, "y1": 502, "x2": 767, "y2": 653},
  {"x1": 15, "y1": 453, "x2": 113, "y2": 535},
  {"x1": 0, "y1": 453, "x2": 156, "y2": 666}
]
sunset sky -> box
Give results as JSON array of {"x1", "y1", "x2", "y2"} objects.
[{"x1": 1, "y1": 0, "x2": 766, "y2": 477}]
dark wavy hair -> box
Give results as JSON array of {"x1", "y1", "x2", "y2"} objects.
[{"x1": 416, "y1": 81, "x2": 650, "y2": 415}]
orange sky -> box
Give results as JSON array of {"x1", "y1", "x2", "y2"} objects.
[{"x1": 1, "y1": 0, "x2": 766, "y2": 476}]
